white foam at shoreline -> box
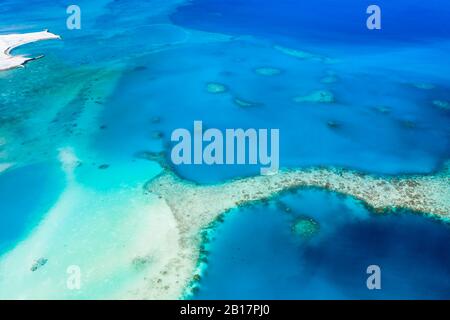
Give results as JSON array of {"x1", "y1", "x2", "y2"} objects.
[{"x1": 0, "y1": 30, "x2": 60, "y2": 71}]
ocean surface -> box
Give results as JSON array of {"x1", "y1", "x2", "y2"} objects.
[
  {"x1": 194, "y1": 190, "x2": 450, "y2": 300},
  {"x1": 0, "y1": 0, "x2": 449, "y2": 299}
]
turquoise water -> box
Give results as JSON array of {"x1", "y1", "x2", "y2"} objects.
[
  {"x1": 0, "y1": 163, "x2": 65, "y2": 254},
  {"x1": 0, "y1": 0, "x2": 449, "y2": 299},
  {"x1": 194, "y1": 190, "x2": 450, "y2": 300}
]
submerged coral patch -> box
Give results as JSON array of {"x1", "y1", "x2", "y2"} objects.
[
  {"x1": 206, "y1": 82, "x2": 228, "y2": 94},
  {"x1": 233, "y1": 97, "x2": 262, "y2": 108},
  {"x1": 151, "y1": 131, "x2": 164, "y2": 140},
  {"x1": 294, "y1": 90, "x2": 335, "y2": 104},
  {"x1": 274, "y1": 45, "x2": 317, "y2": 60},
  {"x1": 274, "y1": 45, "x2": 334, "y2": 63},
  {"x1": 30, "y1": 258, "x2": 48, "y2": 272},
  {"x1": 132, "y1": 255, "x2": 153, "y2": 271},
  {"x1": 254, "y1": 67, "x2": 282, "y2": 76},
  {"x1": 433, "y1": 100, "x2": 450, "y2": 110},
  {"x1": 412, "y1": 83, "x2": 435, "y2": 90},
  {"x1": 292, "y1": 217, "x2": 320, "y2": 239},
  {"x1": 327, "y1": 121, "x2": 341, "y2": 129},
  {"x1": 373, "y1": 106, "x2": 392, "y2": 114}
]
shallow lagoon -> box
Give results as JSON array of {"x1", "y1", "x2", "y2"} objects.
[
  {"x1": 194, "y1": 190, "x2": 450, "y2": 300},
  {"x1": 0, "y1": 163, "x2": 65, "y2": 254}
]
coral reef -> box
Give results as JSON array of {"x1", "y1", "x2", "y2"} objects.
[
  {"x1": 206, "y1": 82, "x2": 228, "y2": 94},
  {"x1": 292, "y1": 217, "x2": 320, "y2": 239},
  {"x1": 433, "y1": 100, "x2": 450, "y2": 110},
  {"x1": 412, "y1": 83, "x2": 435, "y2": 90},
  {"x1": 254, "y1": 67, "x2": 282, "y2": 76},
  {"x1": 294, "y1": 90, "x2": 335, "y2": 104},
  {"x1": 233, "y1": 97, "x2": 262, "y2": 108},
  {"x1": 145, "y1": 164, "x2": 449, "y2": 297},
  {"x1": 146, "y1": 166, "x2": 450, "y2": 238}
]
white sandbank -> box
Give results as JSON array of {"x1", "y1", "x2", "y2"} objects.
[{"x1": 0, "y1": 30, "x2": 60, "y2": 71}]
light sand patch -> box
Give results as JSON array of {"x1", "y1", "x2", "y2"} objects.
[
  {"x1": 0, "y1": 163, "x2": 13, "y2": 173},
  {"x1": 0, "y1": 30, "x2": 60, "y2": 71},
  {"x1": 58, "y1": 147, "x2": 81, "y2": 174}
]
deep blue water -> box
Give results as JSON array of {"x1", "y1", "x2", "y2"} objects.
[
  {"x1": 0, "y1": 163, "x2": 65, "y2": 254},
  {"x1": 89, "y1": 0, "x2": 450, "y2": 184},
  {"x1": 194, "y1": 190, "x2": 450, "y2": 300},
  {"x1": 172, "y1": 0, "x2": 450, "y2": 44}
]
